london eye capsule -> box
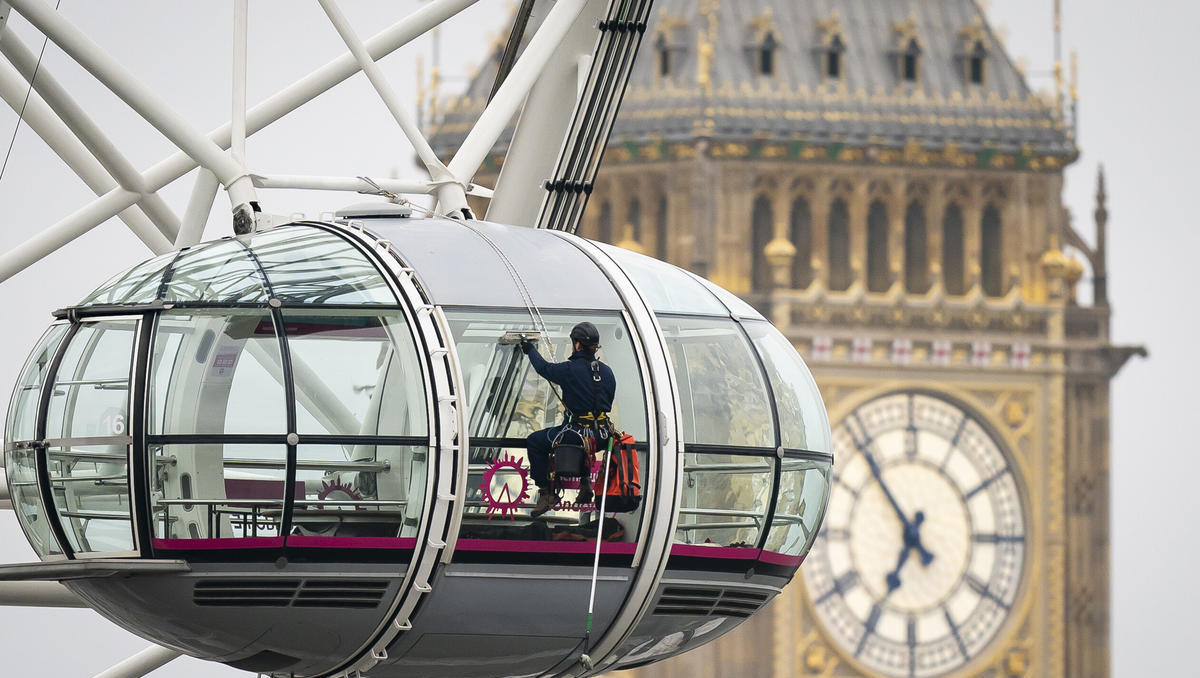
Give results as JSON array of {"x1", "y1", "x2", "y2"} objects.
[{"x1": 3, "y1": 214, "x2": 832, "y2": 677}]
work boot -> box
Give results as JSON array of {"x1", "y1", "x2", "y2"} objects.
[
  {"x1": 530, "y1": 489, "x2": 560, "y2": 518},
  {"x1": 576, "y1": 481, "x2": 594, "y2": 506}
]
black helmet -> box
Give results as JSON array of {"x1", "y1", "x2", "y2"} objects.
[{"x1": 570, "y1": 321, "x2": 601, "y2": 348}]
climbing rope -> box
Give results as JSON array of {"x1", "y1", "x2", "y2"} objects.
[{"x1": 457, "y1": 219, "x2": 564, "y2": 405}]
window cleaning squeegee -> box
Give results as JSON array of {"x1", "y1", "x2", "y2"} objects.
[{"x1": 498, "y1": 331, "x2": 541, "y2": 345}]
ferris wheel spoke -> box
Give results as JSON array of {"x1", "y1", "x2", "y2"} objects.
[
  {"x1": 178, "y1": 169, "x2": 219, "y2": 248},
  {"x1": 92, "y1": 646, "x2": 181, "y2": 678},
  {"x1": 0, "y1": 187, "x2": 142, "y2": 284},
  {"x1": 7, "y1": 0, "x2": 260, "y2": 221},
  {"x1": 448, "y1": 0, "x2": 591, "y2": 187},
  {"x1": 0, "y1": 61, "x2": 172, "y2": 254},
  {"x1": 0, "y1": 32, "x2": 181, "y2": 241}
]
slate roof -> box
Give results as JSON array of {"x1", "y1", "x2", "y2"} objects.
[{"x1": 429, "y1": 0, "x2": 1074, "y2": 161}]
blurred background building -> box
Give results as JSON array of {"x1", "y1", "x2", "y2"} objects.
[{"x1": 430, "y1": 1, "x2": 1142, "y2": 676}]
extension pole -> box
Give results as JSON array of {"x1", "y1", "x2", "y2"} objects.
[{"x1": 580, "y1": 437, "x2": 614, "y2": 671}]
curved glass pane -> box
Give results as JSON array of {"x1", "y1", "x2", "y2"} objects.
[
  {"x1": 4, "y1": 446, "x2": 54, "y2": 556},
  {"x1": 249, "y1": 226, "x2": 395, "y2": 304},
  {"x1": 290, "y1": 444, "x2": 427, "y2": 543},
  {"x1": 446, "y1": 310, "x2": 648, "y2": 441},
  {"x1": 689, "y1": 272, "x2": 765, "y2": 321},
  {"x1": 45, "y1": 320, "x2": 137, "y2": 440},
  {"x1": 764, "y1": 458, "x2": 831, "y2": 558},
  {"x1": 657, "y1": 316, "x2": 773, "y2": 447},
  {"x1": 362, "y1": 219, "x2": 623, "y2": 310},
  {"x1": 676, "y1": 452, "x2": 772, "y2": 547},
  {"x1": 150, "y1": 443, "x2": 286, "y2": 545},
  {"x1": 47, "y1": 443, "x2": 135, "y2": 554},
  {"x1": 78, "y1": 251, "x2": 175, "y2": 306},
  {"x1": 150, "y1": 311, "x2": 286, "y2": 435},
  {"x1": 283, "y1": 310, "x2": 426, "y2": 436},
  {"x1": 6, "y1": 324, "x2": 69, "y2": 444},
  {"x1": 597, "y1": 243, "x2": 727, "y2": 315},
  {"x1": 744, "y1": 321, "x2": 832, "y2": 453},
  {"x1": 162, "y1": 239, "x2": 268, "y2": 303}
]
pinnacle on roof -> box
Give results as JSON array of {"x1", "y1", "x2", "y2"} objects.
[{"x1": 430, "y1": 0, "x2": 1075, "y2": 166}]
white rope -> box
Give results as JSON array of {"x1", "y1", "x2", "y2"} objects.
[{"x1": 457, "y1": 220, "x2": 564, "y2": 405}]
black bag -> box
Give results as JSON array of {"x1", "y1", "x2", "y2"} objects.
[{"x1": 552, "y1": 442, "x2": 588, "y2": 479}]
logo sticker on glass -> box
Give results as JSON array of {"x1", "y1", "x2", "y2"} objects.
[{"x1": 478, "y1": 454, "x2": 531, "y2": 519}]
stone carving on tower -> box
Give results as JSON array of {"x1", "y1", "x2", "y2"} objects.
[{"x1": 428, "y1": 1, "x2": 1142, "y2": 676}]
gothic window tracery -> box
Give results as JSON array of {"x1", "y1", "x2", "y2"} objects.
[
  {"x1": 968, "y1": 42, "x2": 987, "y2": 85},
  {"x1": 981, "y1": 204, "x2": 1004, "y2": 296},
  {"x1": 656, "y1": 33, "x2": 672, "y2": 78},
  {"x1": 828, "y1": 198, "x2": 852, "y2": 291},
  {"x1": 791, "y1": 196, "x2": 813, "y2": 289},
  {"x1": 892, "y1": 14, "x2": 923, "y2": 85},
  {"x1": 751, "y1": 196, "x2": 774, "y2": 292},
  {"x1": 959, "y1": 19, "x2": 990, "y2": 86},
  {"x1": 905, "y1": 201, "x2": 929, "y2": 293},
  {"x1": 747, "y1": 9, "x2": 780, "y2": 77},
  {"x1": 758, "y1": 32, "x2": 778, "y2": 77},
  {"x1": 902, "y1": 39, "x2": 921, "y2": 83},
  {"x1": 653, "y1": 14, "x2": 687, "y2": 81},
  {"x1": 628, "y1": 197, "x2": 642, "y2": 242},
  {"x1": 817, "y1": 11, "x2": 847, "y2": 82},
  {"x1": 867, "y1": 201, "x2": 890, "y2": 293},
  {"x1": 943, "y1": 203, "x2": 966, "y2": 295}
]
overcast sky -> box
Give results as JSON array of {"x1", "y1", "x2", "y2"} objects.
[{"x1": 0, "y1": 1, "x2": 1192, "y2": 676}]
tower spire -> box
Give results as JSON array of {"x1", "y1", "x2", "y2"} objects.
[
  {"x1": 1053, "y1": 0, "x2": 1064, "y2": 118},
  {"x1": 1093, "y1": 165, "x2": 1109, "y2": 306}
]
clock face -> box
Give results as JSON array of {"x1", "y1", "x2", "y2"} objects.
[{"x1": 802, "y1": 392, "x2": 1026, "y2": 678}]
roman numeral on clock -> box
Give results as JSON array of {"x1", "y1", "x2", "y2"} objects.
[{"x1": 816, "y1": 569, "x2": 859, "y2": 603}]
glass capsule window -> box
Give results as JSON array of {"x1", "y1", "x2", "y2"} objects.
[
  {"x1": 657, "y1": 316, "x2": 773, "y2": 448},
  {"x1": 150, "y1": 311, "x2": 287, "y2": 435},
  {"x1": 6, "y1": 324, "x2": 68, "y2": 445},
  {"x1": 597, "y1": 243, "x2": 728, "y2": 315},
  {"x1": 447, "y1": 309, "x2": 647, "y2": 442},
  {"x1": 42, "y1": 319, "x2": 139, "y2": 556},
  {"x1": 79, "y1": 224, "x2": 396, "y2": 307},
  {"x1": 677, "y1": 452, "x2": 773, "y2": 548},
  {"x1": 763, "y1": 457, "x2": 831, "y2": 560},
  {"x1": 283, "y1": 310, "x2": 427, "y2": 437},
  {"x1": 446, "y1": 309, "x2": 648, "y2": 554},
  {"x1": 743, "y1": 321, "x2": 832, "y2": 454},
  {"x1": 151, "y1": 443, "x2": 288, "y2": 545},
  {"x1": 5, "y1": 224, "x2": 438, "y2": 556}
]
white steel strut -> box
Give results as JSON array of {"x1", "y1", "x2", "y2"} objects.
[
  {"x1": 0, "y1": 2, "x2": 656, "y2": 675},
  {"x1": 0, "y1": 0, "x2": 648, "y2": 283}
]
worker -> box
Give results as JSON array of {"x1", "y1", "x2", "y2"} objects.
[{"x1": 521, "y1": 321, "x2": 616, "y2": 518}]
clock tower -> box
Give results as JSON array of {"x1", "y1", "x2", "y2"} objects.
[{"x1": 427, "y1": 1, "x2": 1143, "y2": 676}]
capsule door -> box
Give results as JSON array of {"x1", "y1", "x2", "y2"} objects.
[{"x1": 39, "y1": 317, "x2": 142, "y2": 558}]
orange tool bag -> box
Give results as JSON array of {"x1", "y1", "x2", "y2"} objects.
[{"x1": 596, "y1": 432, "x2": 641, "y2": 513}]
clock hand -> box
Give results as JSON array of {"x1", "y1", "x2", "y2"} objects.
[
  {"x1": 910, "y1": 510, "x2": 935, "y2": 565},
  {"x1": 886, "y1": 543, "x2": 911, "y2": 592},
  {"x1": 863, "y1": 450, "x2": 911, "y2": 529}
]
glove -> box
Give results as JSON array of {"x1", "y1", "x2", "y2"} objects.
[{"x1": 520, "y1": 337, "x2": 534, "y2": 354}]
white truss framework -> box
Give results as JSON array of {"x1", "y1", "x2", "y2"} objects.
[
  {"x1": 0, "y1": 1, "x2": 655, "y2": 673},
  {"x1": 0, "y1": 0, "x2": 628, "y2": 285}
]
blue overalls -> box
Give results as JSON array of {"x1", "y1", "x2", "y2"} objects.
[{"x1": 524, "y1": 347, "x2": 617, "y2": 489}]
